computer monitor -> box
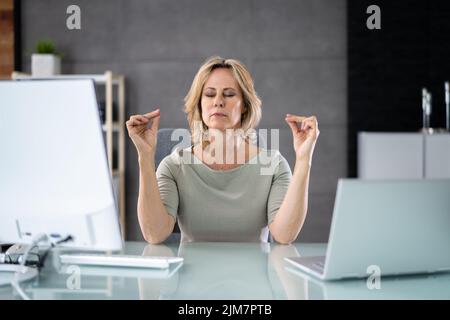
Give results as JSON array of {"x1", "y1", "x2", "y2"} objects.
[{"x1": 0, "y1": 79, "x2": 122, "y2": 251}]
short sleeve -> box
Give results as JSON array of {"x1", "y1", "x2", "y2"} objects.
[
  {"x1": 156, "y1": 155, "x2": 180, "y2": 219},
  {"x1": 267, "y1": 152, "x2": 292, "y2": 224}
]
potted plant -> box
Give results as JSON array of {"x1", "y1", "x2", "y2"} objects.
[{"x1": 31, "y1": 39, "x2": 62, "y2": 76}]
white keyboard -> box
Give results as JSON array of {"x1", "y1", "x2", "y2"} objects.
[{"x1": 59, "y1": 253, "x2": 183, "y2": 269}]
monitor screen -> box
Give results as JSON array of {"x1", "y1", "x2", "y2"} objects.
[{"x1": 0, "y1": 79, "x2": 122, "y2": 251}]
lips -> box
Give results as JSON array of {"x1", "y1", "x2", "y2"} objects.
[{"x1": 211, "y1": 112, "x2": 227, "y2": 117}]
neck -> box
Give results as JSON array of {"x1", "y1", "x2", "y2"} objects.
[{"x1": 199, "y1": 129, "x2": 249, "y2": 165}]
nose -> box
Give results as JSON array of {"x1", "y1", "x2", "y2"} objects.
[{"x1": 213, "y1": 96, "x2": 224, "y2": 108}]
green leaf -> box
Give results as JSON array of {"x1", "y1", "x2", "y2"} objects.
[{"x1": 35, "y1": 39, "x2": 56, "y2": 54}]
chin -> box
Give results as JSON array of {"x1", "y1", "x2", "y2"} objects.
[
  {"x1": 208, "y1": 126, "x2": 227, "y2": 132},
  {"x1": 207, "y1": 122, "x2": 228, "y2": 131},
  {"x1": 207, "y1": 120, "x2": 240, "y2": 132}
]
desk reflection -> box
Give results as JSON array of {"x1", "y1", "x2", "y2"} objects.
[
  {"x1": 138, "y1": 242, "x2": 450, "y2": 300},
  {"x1": 138, "y1": 242, "x2": 307, "y2": 300},
  {"x1": 285, "y1": 266, "x2": 450, "y2": 300},
  {"x1": 7, "y1": 242, "x2": 450, "y2": 299}
]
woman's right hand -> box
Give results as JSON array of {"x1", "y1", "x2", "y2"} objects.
[{"x1": 126, "y1": 109, "x2": 160, "y2": 158}]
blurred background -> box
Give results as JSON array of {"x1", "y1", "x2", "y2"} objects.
[{"x1": 2, "y1": 0, "x2": 450, "y2": 242}]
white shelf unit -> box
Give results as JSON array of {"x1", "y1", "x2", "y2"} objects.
[{"x1": 11, "y1": 71, "x2": 127, "y2": 239}]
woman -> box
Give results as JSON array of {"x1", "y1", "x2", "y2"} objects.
[{"x1": 126, "y1": 56, "x2": 319, "y2": 244}]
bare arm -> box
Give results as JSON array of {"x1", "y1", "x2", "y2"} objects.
[
  {"x1": 126, "y1": 108, "x2": 175, "y2": 244},
  {"x1": 269, "y1": 115, "x2": 319, "y2": 244},
  {"x1": 137, "y1": 156, "x2": 175, "y2": 244},
  {"x1": 269, "y1": 159, "x2": 311, "y2": 244}
]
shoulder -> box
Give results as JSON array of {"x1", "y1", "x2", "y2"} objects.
[
  {"x1": 257, "y1": 148, "x2": 292, "y2": 176},
  {"x1": 258, "y1": 148, "x2": 289, "y2": 165},
  {"x1": 157, "y1": 147, "x2": 193, "y2": 177}
]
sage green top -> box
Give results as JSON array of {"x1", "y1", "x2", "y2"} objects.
[{"x1": 156, "y1": 147, "x2": 292, "y2": 242}]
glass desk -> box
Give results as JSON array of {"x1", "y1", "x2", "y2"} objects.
[{"x1": 1, "y1": 241, "x2": 449, "y2": 300}]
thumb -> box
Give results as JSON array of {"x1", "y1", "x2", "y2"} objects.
[{"x1": 151, "y1": 114, "x2": 160, "y2": 132}]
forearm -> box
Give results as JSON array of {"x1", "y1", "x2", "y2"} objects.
[
  {"x1": 270, "y1": 158, "x2": 311, "y2": 244},
  {"x1": 137, "y1": 155, "x2": 174, "y2": 244}
]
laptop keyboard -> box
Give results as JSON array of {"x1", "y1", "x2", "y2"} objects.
[
  {"x1": 285, "y1": 256, "x2": 326, "y2": 275},
  {"x1": 312, "y1": 261, "x2": 325, "y2": 272}
]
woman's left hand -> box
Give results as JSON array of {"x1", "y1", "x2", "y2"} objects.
[{"x1": 285, "y1": 114, "x2": 320, "y2": 164}]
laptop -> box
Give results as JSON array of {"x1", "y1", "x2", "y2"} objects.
[{"x1": 285, "y1": 179, "x2": 450, "y2": 280}]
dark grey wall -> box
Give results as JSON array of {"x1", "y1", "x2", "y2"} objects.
[
  {"x1": 348, "y1": 0, "x2": 450, "y2": 177},
  {"x1": 21, "y1": 0, "x2": 347, "y2": 242}
]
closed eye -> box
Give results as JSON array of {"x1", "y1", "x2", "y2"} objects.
[{"x1": 204, "y1": 93, "x2": 235, "y2": 98}]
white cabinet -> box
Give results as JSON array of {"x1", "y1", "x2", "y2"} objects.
[
  {"x1": 425, "y1": 134, "x2": 450, "y2": 178},
  {"x1": 358, "y1": 132, "x2": 450, "y2": 179}
]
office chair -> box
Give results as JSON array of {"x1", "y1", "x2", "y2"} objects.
[
  {"x1": 155, "y1": 128, "x2": 191, "y2": 168},
  {"x1": 155, "y1": 128, "x2": 190, "y2": 241}
]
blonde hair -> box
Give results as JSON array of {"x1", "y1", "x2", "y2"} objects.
[{"x1": 184, "y1": 56, "x2": 262, "y2": 144}]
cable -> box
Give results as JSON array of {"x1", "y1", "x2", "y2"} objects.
[
  {"x1": 36, "y1": 235, "x2": 73, "y2": 268},
  {"x1": 7, "y1": 233, "x2": 74, "y2": 299},
  {"x1": 10, "y1": 269, "x2": 31, "y2": 300},
  {"x1": 10, "y1": 233, "x2": 49, "y2": 300},
  {"x1": 55, "y1": 235, "x2": 73, "y2": 245},
  {"x1": 9, "y1": 233, "x2": 74, "y2": 299}
]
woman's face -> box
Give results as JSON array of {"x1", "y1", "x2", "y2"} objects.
[{"x1": 201, "y1": 68, "x2": 245, "y2": 131}]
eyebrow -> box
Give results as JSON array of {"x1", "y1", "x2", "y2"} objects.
[{"x1": 204, "y1": 87, "x2": 237, "y2": 91}]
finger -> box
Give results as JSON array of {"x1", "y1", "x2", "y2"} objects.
[
  {"x1": 286, "y1": 114, "x2": 308, "y2": 132},
  {"x1": 127, "y1": 120, "x2": 143, "y2": 127},
  {"x1": 129, "y1": 116, "x2": 146, "y2": 125},
  {"x1": 151, "y1": 114, "x2": 160, "y2": 132},
  {"x1": 302, "y1": 117, "x2": 318, "y2": 131},
  {"x1": 301, "y1": 120, "x2": 311, "y2": 131},
  {"x1": 127, "y1": 118, "x2": 146, "y2": 127},
  {"x1": 143, "y1": 108, "x2": 160, "y2": 119},
  {"x1": 303, "y1": 116, "x2": 318, "y2": 124},
  {"x1": 135, "y1": 115, "x2": 150, "y2": 123},
  {"x1": 302, "y1": 122, "x2": 313, "y2": 132},
  {"x1": 287, "y1": 118, "x2": 309, "y2": 132},
  {"x1": 301, "y1": 119, "x2": 319, "y2": 137},
  {"x1": 285, "y1": 118, "x2": 299, "y2": 135},
  {"x1": 285, "y1": 114, "x2": 307, "y2": 123},
  {"x1": 126, "y1": 119, "x2": 136, "y2": 127}
]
